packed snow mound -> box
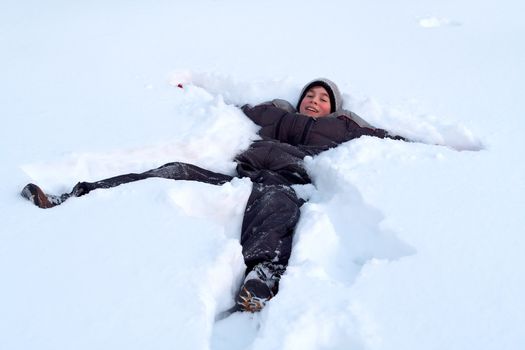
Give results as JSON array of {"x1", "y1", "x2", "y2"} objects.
[{"x1": 171, "y1": 71, "x2": 484, "y2": 151}]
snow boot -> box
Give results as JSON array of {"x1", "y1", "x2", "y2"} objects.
[
  {"x1": 236, "y1": 279, "x2": 273, "y2": 312},
  {"x1": 236, "y1": 262, "x2": 285, "y2": 312},
  {"x1": 20, "y1": 183, "x2": 70, "y2": 209}
]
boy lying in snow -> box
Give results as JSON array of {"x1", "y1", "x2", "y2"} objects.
[{"x1": 21, "y1": 78, "x2": 405, "y2": 312}]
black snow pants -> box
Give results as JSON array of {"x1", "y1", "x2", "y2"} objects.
[{"x1": 73, "y1": 140, "x2": 312, "y2": 272}]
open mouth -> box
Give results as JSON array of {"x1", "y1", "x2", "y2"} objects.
[{"x1": 305, "y1": 106, "x2": 318, "y2": 113}]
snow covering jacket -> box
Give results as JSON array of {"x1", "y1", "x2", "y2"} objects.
[
  {"x1": 244, "y1": 102, "x2": 396, "y2": 148},
  {"x1": 235, "y1": 100, "x2": 402, "y2": 185}
]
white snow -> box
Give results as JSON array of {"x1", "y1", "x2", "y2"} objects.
[
  {"x1": 418, "y1": 17, "x2": 462, "y2": 28},
  {"x1": 1, "y1": 1, "x2": 524, "y2": 349}
]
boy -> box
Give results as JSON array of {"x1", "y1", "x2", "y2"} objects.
[{"x1": 21, "y1": 78, "x2": 404, "y2": 312}]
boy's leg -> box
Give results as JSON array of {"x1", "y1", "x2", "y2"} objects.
[
  {"x1": 144, "y1": 162, "x2": 234, "y2": 185},
  {"x1": 21, "y1": 162, "x2": 234, "y2": 208},
  {"x1": 236, "y1": 183, "x2": 303, "y2": 311},
  {"x1": 241, "y1": 184, "x2": 302, "y2": 269},
  {"x1": 75, "y1": 162, "x2": 234, "y2": 195}
]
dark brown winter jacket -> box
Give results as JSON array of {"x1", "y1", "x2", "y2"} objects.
[
  {"x1": 241, "y1": 102, "x2": 402, "y2": 154},
  {"x1": 234, "y1": 101, "x2": 404, "y2": 186}
]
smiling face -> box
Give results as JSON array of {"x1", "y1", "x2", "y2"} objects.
[{"x1": 298, "y1": 86, "x2": 332, "y2": 118}]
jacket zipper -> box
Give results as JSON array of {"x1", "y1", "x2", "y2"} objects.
[
  {"x1": 274, "y1": 117, "x2": 284, "y2": 141},
  {"x1": 299, "y1": 118, "x2": 314, "y2": 144}
]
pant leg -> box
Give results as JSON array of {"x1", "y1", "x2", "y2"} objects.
[
  {"x1": 241, "y1": 183, "x2": 303, "y2": 271},
  {"x1": 72, "y1": 162, "x2": 234, "y2": 196}
]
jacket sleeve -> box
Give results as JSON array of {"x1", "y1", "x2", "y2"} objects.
[
  {"x1": 241, "y1": 104, "x2": 288, "y2": 128},
  {"x1": 305, "y1": 116, "x2": 407, "y2": 148},
  {"x1": 341, "y1": 117, "x2": 407, "y2": 142},
  {"x1": 241, "y1": 104, "x2": 312, "y2": 144},
  {"x1": 241, "y1": 104, "x2": 407, "y2": 147}
]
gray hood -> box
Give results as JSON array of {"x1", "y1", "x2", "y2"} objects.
[{"x1": 296, "y1": 78, "x2": 343, "y2": 113}]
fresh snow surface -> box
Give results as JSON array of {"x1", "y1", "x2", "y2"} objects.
[{"x1": 1, "y1": 1, "x2": 524, "y2": 349}]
